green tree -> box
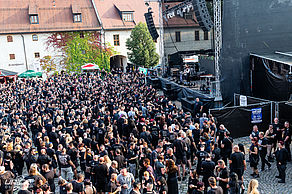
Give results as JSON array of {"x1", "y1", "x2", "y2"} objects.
[
  {"x1": 47, "y1": 32, "x2": 114, "y2": 73},
  {"x1": 40, "y1": 55, "x2": 57, "y2": 73},
  {"x1": 126, "y1": 22, "x2": 159, "y2": 68}
]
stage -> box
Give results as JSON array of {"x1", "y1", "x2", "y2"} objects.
[{"x1": 148, "y1": 77, "x2": 215, "y2": 113}]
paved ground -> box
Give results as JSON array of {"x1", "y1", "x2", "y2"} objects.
[
  {"x1": 178, "y1": 136, "x2": 292, "y2": 194},
  {"x1": 12, "y1": 137, "x2": 292, "y2": 194}
]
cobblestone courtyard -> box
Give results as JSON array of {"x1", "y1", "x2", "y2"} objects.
[
  {"x1": 178, "y1": 136, "x2": 292, "y2": 194},
  {"x1": 12, "y1": 136, "x2": 292, "y2": 193}
]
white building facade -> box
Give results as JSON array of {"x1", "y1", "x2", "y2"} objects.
[{"x1": 0, "y1": 33, "x2": 60, "y2": 73}]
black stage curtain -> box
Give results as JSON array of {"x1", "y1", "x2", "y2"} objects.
[
  {"x1": 210, "y1": 103, "x2": 272, "y2": 138},
  {"x1": 252, "y1": 56, "x2": 290, "y2": 101},
  {"x1": 158, "y1": 78, "x2": 214, "y2": 112}
]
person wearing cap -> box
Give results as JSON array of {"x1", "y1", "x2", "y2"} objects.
[{"x1": 274, "y1": 141, "x2": 289, "y2": 183}]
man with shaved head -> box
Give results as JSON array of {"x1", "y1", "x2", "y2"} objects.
[{"x1": 229, "y1": 145, "x2": 246, "y2": 182}]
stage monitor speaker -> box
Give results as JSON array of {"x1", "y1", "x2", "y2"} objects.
[
  {"x1": 166, "y1": 83, "x2": 172, "y2": 90},
  {"x1": 144, "y1": 12, "x2": 159, "y2": 41},
  {"x1": 187, "y1": 96, "x2": 195, "y2": 100},
  {"x1": 193, "y1": 0, "x2": 214, "y2": 31}
]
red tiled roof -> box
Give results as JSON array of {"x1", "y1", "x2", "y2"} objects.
[
  {"x1": 94, "y1": 0, "x2": 159, "y2": 30},
  {"x1": 114, "y1": 4, "x2": 134, "y2": 12},
  {"x1": 0, "y1": 0, "x2": 101, "y2": 34}
]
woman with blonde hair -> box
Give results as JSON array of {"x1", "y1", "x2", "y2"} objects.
[
  {"x1": 104, "y1": 155, "x2": 112, "y2": 168},
  {"x1": 24, "y1": 165, "x2": 47, "y2": 192},
  {"x1": 247, "y1": 179, "x2": 259, "y2": 194},
  {"x1": 14, "y1": 137, "x2": 23, "y2": 147}
]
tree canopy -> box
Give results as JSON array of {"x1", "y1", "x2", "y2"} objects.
[
  {"x1": 46, "y1": 31, "x2": 114, "y2": 72},
  {"x1": 126, "y1": 22, "x2": 159, "y2": 68}
]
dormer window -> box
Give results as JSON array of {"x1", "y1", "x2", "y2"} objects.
[
  {"x1": 73, "y1": 14, "x2": 82, "y2": 23},
  {"x1": 72, "y1": 4, "x2": 82, "y2": 23},
  {"x1": 30, "y1": 15, "x2": 39, "y2": 24},
  {"x1": 114, "y1": 4, "x2": 134, "y2": 22},
  {"x1": 122, "y1": 13, "x2": 133, "y2": 22},
  {"x1": 29, "y1": 4, "x2": 39, "y2": 24}
]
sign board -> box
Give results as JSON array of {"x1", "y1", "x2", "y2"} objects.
[
  {"x1": 251, "y1": 108, "x2": 262, "y2": 123},
  {"x1": 163, "y1": 0, "x2": 193, "y2": 20},
  {"x1": 183, "y1": 55, "x2": 199, "y2": 63},
  {"x1": 239, "y1": 95, "x2": 247, "y2": 106},
  {"x1": 138, "y1": 67, "x2": 148, "y2": 75}
]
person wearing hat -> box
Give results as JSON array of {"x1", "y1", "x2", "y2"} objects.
[{"x1": 275, "y1": 141, "x2": 289, "y2": 183}]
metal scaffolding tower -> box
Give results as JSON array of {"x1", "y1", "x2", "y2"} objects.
[{"x1": 213, "y1": 0, "x2": 223, "y2": 102}]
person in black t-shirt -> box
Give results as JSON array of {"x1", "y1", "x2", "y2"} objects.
[
  {"x1": 229, "y1": 145, "x2": 246, "y2": 183},
  {"x1": 221, "y1": 132, "x2": 233, "y2": 165},
  {"x1": 194, "y1": 98, "x2": 203, "y2": 116},
  {"x1": 201, "y1": 154, "x2": 215, "y2": 192},
  {"x1": 196, "y1": 145, "x2": 208, "y2": 176},
  {"x1": 216, "y1": 160, "x2": 229, "y2": 194},
  {"x1": 127, "y1": 143, "x2": 138, "y2": 178},
  {"x1": 275, "y1": 141, "x2": 289, "y2": 183},
  {"x1": 173, "y1": 134, "x2": 187, "y2": 181},
  {"x1": 71, "y1": 173, "x2": 84, "y2": 194},
  {"x1": 249, "y1": 125, "x2": 259, "y2": 140},
  {"x1": 273, "y1": 117, "x2": 283, "y2": 143},
  {"x1": 258, "y1": 132, "x2": 271, "y2": 171},
  {"x1": 18, "y1": 180, "x2": 32, "y2": 194},
  {"x1": 93, "y1": 157, "x2": 109, "y2": 192},
  {"x1": 265, "y1": 124, "x2": 276, "y2": 161},
  {"x1": 41, "y1": 164, "x2": 55, "y2": 193},
  {"x1": 283, "y1": 121, "x2": 291, "y2": 161}
]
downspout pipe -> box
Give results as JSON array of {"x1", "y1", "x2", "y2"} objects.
[{"x1": 21, "y1": 34, "x2": 29, "y2": 70}]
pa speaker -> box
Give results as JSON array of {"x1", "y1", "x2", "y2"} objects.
[
  {"x1": 144, "y1": 12, "x2": 159, "y2": 41},
  {"x1": 193, "y1": 0, "x2": 213, "y2": 31}
]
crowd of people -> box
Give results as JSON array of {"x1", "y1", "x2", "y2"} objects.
[{"x1": 0, "y1": 71, "x2": 289, "y2": 194}]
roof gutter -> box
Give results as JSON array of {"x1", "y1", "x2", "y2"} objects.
[
  {"x1": 90, "y1": 0, "x2": 105, "y2": 45},
  {"x1": 90, "y1": 0, "x2": 102, "y2": 27}
]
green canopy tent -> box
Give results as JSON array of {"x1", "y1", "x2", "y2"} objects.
[{"x1": 18, "y1": 70, "x2": 42, "y2": 78}]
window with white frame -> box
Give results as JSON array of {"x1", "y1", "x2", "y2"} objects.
[
  {"x1": 30, "y1": 15, "x2": 39, "y2": 24},
  {"x1": 32, "y1": 34, "x2": 38, "y2": 41},
  {"x1": 122, "y1": 13, "x2": 133, "y2": 22},
  {"x1": 73, "y1": 14, "x2": 82, "y2": 23}
]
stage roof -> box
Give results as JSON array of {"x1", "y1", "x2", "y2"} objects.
[{"x1": 250, "y1": 51, "x2": 292, "y2": 66}]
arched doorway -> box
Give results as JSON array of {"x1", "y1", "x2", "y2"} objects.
[{"x1": 110, "y1": 55, "x2": 127, "y2": 72}]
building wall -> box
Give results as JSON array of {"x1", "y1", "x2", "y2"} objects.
[
  {"x1": 164, "y1": 27, "x2": 212, "y2": 56},
  {"x1": 0, "y1": 33, "x2": 60, "y2": 74},
  {"x1": 104, "y1": 29, "x2": 161, "y2": 67}
]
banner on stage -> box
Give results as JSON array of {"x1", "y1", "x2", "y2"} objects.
[{"x1": 251, "y1": 108, "x2": 262, "y2": 123}]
